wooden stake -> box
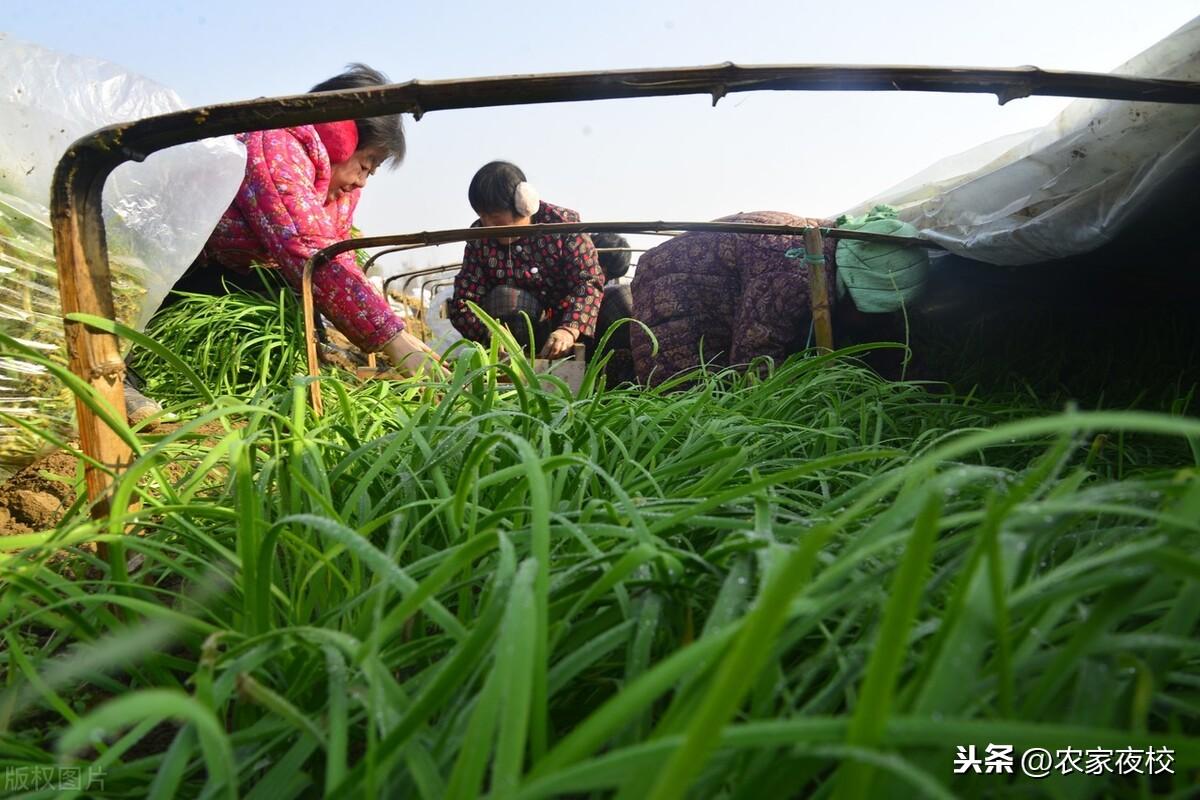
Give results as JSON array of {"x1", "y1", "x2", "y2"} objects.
[
  {"x1": 51, "y1": 153, "x2": 132, "y2": 557},
  {"x1": 300, "y1": 258, "x2": 324, "y2": 416},
  {"x1": 804, "y1": 227, "x2": 834, "y2": 352}
]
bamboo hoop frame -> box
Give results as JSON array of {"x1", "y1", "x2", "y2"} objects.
[
  {"x1": 50, "y1": 62, "x2": 1200, "y2": 521},
  {"x1": 372, "y1": 246, "x2": 648, "y2": 312},
  {"x1": 381, "y1": 248, "x2": 653, "y2": 337}
]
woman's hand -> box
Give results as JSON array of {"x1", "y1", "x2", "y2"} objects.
[
  {"x1": 382, "y1": 330, "x2": 450, "y2": 380},
  {"x1": 539, "y1": 327, "x2": 578, "y2": 360}
]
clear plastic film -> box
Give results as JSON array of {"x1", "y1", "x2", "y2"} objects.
[{"x1": 0, "y1": 34, "x2": 246, "y2": 475}]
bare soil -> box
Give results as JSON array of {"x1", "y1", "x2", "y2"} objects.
[{"x1": 0, "y1": 420, "x2": 231, "y2": 536}]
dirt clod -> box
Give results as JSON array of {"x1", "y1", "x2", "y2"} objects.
[
  {"x1": 12, "y1": 490, "x2": 62, "y2": 527},
  {"x1": 0, "y1": 450, "x2": 79, "y2": 534}
]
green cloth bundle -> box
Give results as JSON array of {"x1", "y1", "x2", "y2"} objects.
[{"x1": 834, "y1": 205, "x2": 929, "y2": 313}]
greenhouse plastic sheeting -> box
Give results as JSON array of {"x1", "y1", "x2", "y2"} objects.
[
  {"x1": 0, "y1": 34, "x2": 246, "y2": 474},
  {"x1": 844, "y1": 16, "x2": 1200, "y2": 266}
]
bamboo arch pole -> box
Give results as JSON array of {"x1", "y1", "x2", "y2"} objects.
[
  {"x1": 300, "y1": 220, "x2": 942, "y2": 412},
  {"x1": 52, "y1": 62, "x2": 1200, "y2": 522}
]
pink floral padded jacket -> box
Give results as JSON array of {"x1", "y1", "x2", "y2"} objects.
[{"x1": 205, "y1": 125, "x2": 403, "y2": 352}]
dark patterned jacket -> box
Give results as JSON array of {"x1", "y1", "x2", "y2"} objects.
[
  {"x1": 630, "y1": 211, "x2": 837, "y2": 386},
  {"x1": 449, "y1": 202, "x2": 604, "y2": 342}
]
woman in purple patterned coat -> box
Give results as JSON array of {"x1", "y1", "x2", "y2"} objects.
[{"x1": 630, "y1": 211, "x2": 835, "y2": 386}]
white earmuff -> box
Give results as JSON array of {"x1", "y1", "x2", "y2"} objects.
[{"x1": 513, "y1": 181, "x2": 540, "y2": 218}]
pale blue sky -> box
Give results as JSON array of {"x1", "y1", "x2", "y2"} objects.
[{"x1": 5, "y1": 1, "x2": 1197, "y2": 273}]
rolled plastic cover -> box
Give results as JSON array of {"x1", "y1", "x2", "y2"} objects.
[{"x1": 843, "y1": 16, "x2": 1200, "y2": 266}]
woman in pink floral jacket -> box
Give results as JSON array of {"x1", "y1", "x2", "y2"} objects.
[
  {"x1": 207, "y1": 64, "x2": 437, "y2": 374},
  {"x1": 124, "y1": 64, "x2": 440, "y2": 422}
]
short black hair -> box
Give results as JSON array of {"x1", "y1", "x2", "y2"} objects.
[
  {"x1": 309, "y1": 63, "x2": 406, "y2": 168},
  {"x1": 590, "y1": 233, "x2": 632, "y2": 281},
  {"x1": 468, "y1": 161, "x2": 526, "y2": 215}
]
